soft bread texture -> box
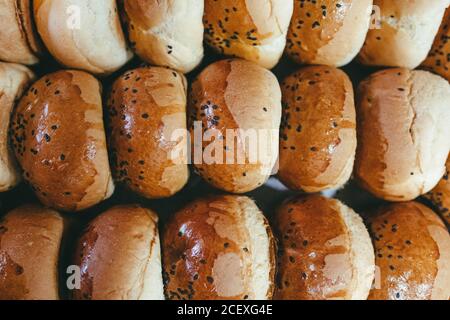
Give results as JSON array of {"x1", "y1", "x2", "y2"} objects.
[
  {"x1": 421, "y1": 7, "x2": 450, "y2": 82},
  {"x1": 425, "y1": 156, "x2": 450, "y2": 225},
  {"x1": 72, "y1": 205, "x2": 164, "y2": 300},
  {"x1": 107, "y1": 67, "x2": 189, "y2": 199},
  {"x1": 278, "y1": 66, "x2": 356, "y2": 192},
  {"x1": 204, "y1": 0, "x2": 293, "y2": 69},
  {"x1": 33, "y1": 0, "x2": 132, "y2": 75},
  {"x1": 163, "y1": 195, "x2": 276, "y2": 300},
  {"x1": 0, "y1": 204, "x2": 63, "y2": 300},
  {"x1": 286, "y1": 0, "x2": 373, "y2": 67},
  {"x1": 355, "y1": 69, "x2": 450, "y2": 202},
  {"x1": 368, "y1": 202, "x2": 450, "y2": 300},
  {"x1": 359, "y1": 0, "x2": 449, "y2": 69},
  {"x1": 274, "y1": 195, "x2": 375, "y2": 300},
  {"x1": 0, "y1": 0, "x2": 43, "y2": 65},
  {"x1": 189, "y1": 59, "x2": 282, "y2": 194},
  {"x1": 10, "y1": 70, "x2": 114, "y2": 212},
  {"x1": 122, "y1": 0, "x2": 204, "y2": 74},
  {"x1": 0, "y1": 63, "x2": 35, "y2": 192}
]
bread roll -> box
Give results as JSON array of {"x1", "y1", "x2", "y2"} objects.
[
  {"x1": 189, "y1": 59, "x2": 281, "y2": 193},
  {"x1": 204, "y1": 0, "x2": 293, "y2": 69},
  {"x1": 0, "y1": 63, "x2": 35, "y2": 192},
  {"x1": 421, "y1": 7, "x2": 450, "y2": 82},
  {"x1": 0, "y1": 204, "x2": 63, "y2": 300},
  {"x1": 163, "y1": 195, "x2": 275, "y2": 300},
  {"x1": 359, "y1": 0, "x2": 449, "y2": 69},
  {"x1": 107, "y1": 67, "x2": 189, "y2": 199},
  {"x1": 72, "y1": 205, "x2": 164, "y2": 300},
  {"x1": 425, "y1": 156, "x2": 450, "y2": 225},
  {"x1": 278, "y1": 66, "x2": 356, "y2": 192},
  {"x1": 0, "y1": 0, "x2": 43, "y2": 65},
  {"x1": 274, "y1": 195, "x2": 375, "y2": 300},
  {"x1": 122, "y1": 0, "x2": 204, "y2": 74},
  {"x1": 355, "y1": 68, "x2": 450, "y2": 201},
  {"x1": 33, "y1": 0, "x2": 132, "y2": 75},
  {"x1": 286, "y1": 0, "x2": 373, "y2": 67},
  {"x1": 10, "y1": 70, "x2": 114, "y2": 212},
  {"x1": 368, "y1": 202, "x2": 450, "y2": 300}
]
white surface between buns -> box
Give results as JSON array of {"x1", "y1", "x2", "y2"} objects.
[
  {"x1": 335, "y1": 201, "x2": 375, "y2": 300},
  {"x1": 240, "y1": 197, "x2": 273, "y2": 300}
]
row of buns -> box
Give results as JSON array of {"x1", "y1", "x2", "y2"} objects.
[
  {"x1": 1, "y1": 60, "x2": 449, "y2": 224},
  {"x1": 0, "y1": 1, "x2": 449, "y2": 77},
  {"x1": 1, "y1": 195, "x2": 448, "y2": 300}
]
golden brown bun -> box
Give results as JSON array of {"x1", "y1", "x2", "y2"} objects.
[
  {"x1": 368, "y1": 202, "x2": 450, "y2": 300},
  {"x1": 0, "y1": 204, "x2": 63, "y2": 300},
  {"x1": 189, "y1": 59, "x2": 282, "y2": 194},
  {"x1": 34, "y1": 0, "x2": 132, "y2": 75},
  {"x1": 425, "y1": 156, "x2": 450, "y2": 225},
  {"x1": 163, "y1": 195, "x2": 275, "y2": 300},
  {"x1": 72, "y1": 205, "x2": 164, "y2": 300},
  {"x1": 286, "y1": 0, "x2": 373, "y2": 67},
  {"x1": 0, "y1": 0, "x2": 43, "y2": 65},
  {"x1": 0, "y1": 63, "x2": 35, "y2": 192},
  {"x1": 107, "y1": 67, "x2": 189, "y2": 199},
  {"x1": 278, "y1": 66, "x2": 356, "y2": 192},
  {"x1": 421, "y1": 8, "x2": 450, "y2": 82},
  {"x1": 204, "y1": 0, "x2": 293, "y2": 69},
  {"x1": 355, "y1": 68, "x2": 450, "y2": 201},
  {"x1": 122, "y1": 0, "x2": 204, "y2": 74},
  {"x1": 11, "y1": 70, "x2": 114, "y2": 212},
  {"x1": 274, "y1": 195, "x2": 375, "y2": 300},
  {"x1": 359, "y1": 0, "x2": 449, "y2": 69}
]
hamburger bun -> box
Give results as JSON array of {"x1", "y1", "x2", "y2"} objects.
[
  {"x1": 33, "y1": 0, "x2": 132, "y2": 75},
  {"x1": 10, "y1": 70, "x2": 114, "y2": 212},
  {"x1": 355, "y1": 68, "x2": 450, "y2": 201},
  {"x1": 163, "y1": 195, "x2": 275, "y2": 300},
  {"x1": 274, "y1": 195, "x2": 375, "y2": 300},
  {"x1": 368, "y1": 202, "x2": 450, "y2": 300},
  {"x1": 0, "y1": 63, "x2": 35, "y2": 192},
  {"x1": 72, "y1": 205, "x2": 164, "y2": 300},
  {"x1": 421, "y1": 7, "x2": 450, "y2": 82},
  {"x1": 107, "y1": 66, "x2": 189, "y2": 199},
  {"x1": 0, "y1": 204, "x2": 63, "y2": 300},
  {"x1": 122, "y1": 0, "x2": 204, "y2": 74},
  {"x1": 278, "y1": 66, "x2": 356, "y2": 192},
  {"x1": 425, "y1": 156, "x2": 450, "y2": 225},
  {"x1": 0, "y1": 0, "x2": 43, "y2": 65},
  {"x1": 286, "y1": 0, "x2": 373, "y2": 67},
  {"x1": 204, "y1": 0, "x2": 293, "y2": 69},
  {"x1": 359, "y1": 0, "x2": 449, "y2": 69},
  {"x1": 188, "y1": 59, "x2": 282, "y2": 194}
]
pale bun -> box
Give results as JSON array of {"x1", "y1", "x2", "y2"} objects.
[
  {"x1": 278, "y1": 66, "x2": 356, "y2": 192},
  {"x1": 107, "y1": 66, "x2": 189, "y2": 199},
  {"x1": 0, "y1": 204, "x2": 63, "y2": 300},
  {"x1": 163, "y1": 195, "x2": 276, "y2": 300},
  {"x1": 425, "y1": 156, "x2": 450, "y2": 225},
  {"x1": 122, "y1": 0, "x2": 204, "y2": 74},
  {"x1": 0, "y1": 0, "x2": 43, "y2": 65},
  {"x1": 189, "y1": 59, "x2": 282, "y2": 194},
  {"x1": 72, "y1": 205, "x2": 164, "y2": 300},
  {"x1": 204, "y1": 0, "x2": 293, "y2": 69},
  {"x1": 355, "y1": 68, "x2": 450, "y2": 201},
  {"x1": 0, "y1": 63, "x2": 35, "y2": 192},
  {"x1": 286, "y1": 0, "x2": 373, "y2": 67},
  {"x1": 274, "y1": 195, "x2": 375, "y2": 300},
  {"x1": 34, "y1": 0, "x2": 132, "y2": 75},
  {"x1": 421, "y1": 7, "x2": 450, "y2": 82},
  {"x1": 11, "y1": 70, "x2": 114, "y2": 212},
  {"x1": 359, "y1": 0, "x2": 449, "y2": 69},
  {"x1": 368, "y1": 202, "x2": 450, "y2": 300}
]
